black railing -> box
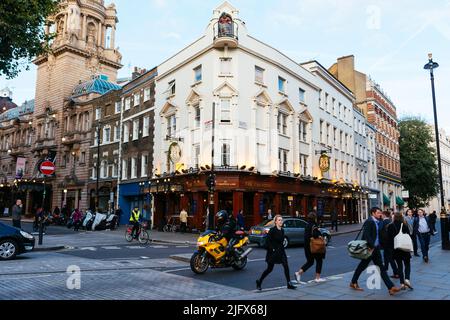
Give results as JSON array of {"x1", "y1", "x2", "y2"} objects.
[{"x1": 213, "y1": 21, "x2": 239, "y2": 41}]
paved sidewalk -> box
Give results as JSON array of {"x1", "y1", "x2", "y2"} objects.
[{"x1": 231, "y1": 244, "x2": 450, "y2": 300}]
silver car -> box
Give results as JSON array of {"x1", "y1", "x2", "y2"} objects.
[{"x1": 249, "y1": 217, "x2": 331, "y2": 248}]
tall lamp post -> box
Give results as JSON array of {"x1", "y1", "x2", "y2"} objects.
[
  {"x1": 95, "y1": 122, "x2": 101, "y2": 211},
  {"x1": 424, "y1": 53, "x2": 450, "y2": 250}
]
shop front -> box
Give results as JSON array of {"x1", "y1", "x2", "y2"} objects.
[
  {"x1": 118, "y1": 182, "x2": 152, "y2": 226},
  {"x1": 150, "y1": 172, "x2": 362, "y2": 232}
]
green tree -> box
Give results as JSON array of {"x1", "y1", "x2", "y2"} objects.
[
  {"x1": 0, "y1": 0, "x2": 59, "y2": 79},
  {"x1": 399, "y1": 117, "x2": 439, "y2": 209}
]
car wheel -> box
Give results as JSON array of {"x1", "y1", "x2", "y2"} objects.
[
  {"x1": 283, "y1": 236, "x2": 289, "y2": 249},
  {"x1": 0, "y1": 239, "x2": 18, "y2": 260}
]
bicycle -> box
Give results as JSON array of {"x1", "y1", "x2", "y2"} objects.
[
  {"x1": 125, "y1": 221, "x2": 150, "y2": 244},
  {"x1": 163, "y1": 216, "x2": 179, "y2": 233}
]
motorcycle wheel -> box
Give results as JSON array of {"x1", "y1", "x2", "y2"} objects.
[
  {"x1": 138, "y1": 231, "x2": 149, "y2": 244},
  {"x1": 190, "y1": 251, "x2": 209, "y2": 274},
  {"x1": 231, "y1": 253, "x2": 248, "y2": 271}
]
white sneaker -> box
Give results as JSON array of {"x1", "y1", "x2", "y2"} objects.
[
  {"x1": 314, "y1": 278, "x2": 327, "y2": 283},
  {"x1": 295, "y1": 272, "x2": 302, "y2": 284}
]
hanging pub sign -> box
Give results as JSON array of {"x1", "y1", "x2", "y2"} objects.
[
  {"x1": 168, "y1": 142, "x2": 182, "y2": 164},
  {"x1": 319, "y1": 153, "x2": 330, "y2": 173}
]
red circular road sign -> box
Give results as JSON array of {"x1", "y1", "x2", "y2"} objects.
[{"x1": 39, "y1": 161, "x2": 55, "y2": 175}]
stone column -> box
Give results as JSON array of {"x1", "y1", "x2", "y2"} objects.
[
  {"x1": 110, "y1": 26, "x2": 116, "y2": 48},
  {"x1": 97, "y1": 22, "x2": 102, "y2": 46},
  {"x1": 82, "y1": 14, "x2": 87, "y2": 41},
  {"x1": 63, "y1": 14, "x2": 68, "y2": 36}
]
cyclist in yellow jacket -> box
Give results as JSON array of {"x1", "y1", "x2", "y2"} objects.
[{"x1": 129, "y1": 207, "x2": 141, "y2": 239}]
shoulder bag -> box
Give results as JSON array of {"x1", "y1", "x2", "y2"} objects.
[
  {"x1": 310, "y1": 226, "x2": 326, "y2": 254},
  {"x1": 394, "y1": 223, "x2": 413, "y2": 252},
  {"x1": 347, "y1": 224, "x2": 372, "y2": 260}
]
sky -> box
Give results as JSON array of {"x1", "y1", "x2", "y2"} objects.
[{"x1": 1, "y1": 0, "x2": 450, "y2": 132}]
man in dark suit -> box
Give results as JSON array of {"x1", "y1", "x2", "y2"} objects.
[{"x1": 350, "y1": 207, "x2": 401, "y2": 295}]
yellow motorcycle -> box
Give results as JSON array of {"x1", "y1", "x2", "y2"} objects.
[{"x1": 190, "y1": 230, "x2": 253, "y2": 274}]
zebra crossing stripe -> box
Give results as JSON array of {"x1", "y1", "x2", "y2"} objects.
[{"x1": 101, "y1": 246, "x2": 121, "y2": 250}]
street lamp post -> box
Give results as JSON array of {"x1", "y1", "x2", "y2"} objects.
[
  {"x1": 96, "y1": 123, "x2": 101, "y2": 211},
  {"x1": 424, "y1": 53, "x2": 450, "y2": 250}
]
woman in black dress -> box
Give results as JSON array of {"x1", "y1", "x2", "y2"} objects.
[
  {"x1": 256, "y1": 215, "x2": 296, "y2": 290},
  {"x1": 388, "y1": 212, "x2": 413, "y2": 290},
  {"x1": 295, "y1": 211, "x2": 326, "y2": 284}
]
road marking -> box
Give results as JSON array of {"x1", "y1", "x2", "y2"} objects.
[
  {"x1": 0, "y1": 274, "x2": 52, "y2": 281},
  {"x1": 149, "y1": 245, "x2": 169, "y2": 249},
  {"x1": 327, "y1": 246, "x2": 336, "y2": 249},
  {"x1": 126, "y1": 246, "x2": 146, "y2": 249},
  {"x1": 140, "y1": 256, "x2": 150, "y2": 259},
  {"x1": 164, "y1": 267, "x2": 192, "y2": 273},
  {"x1": 248, "y1": 258, "x2": 266, "y2": 262},
  {"x1": 176, "y1": 245, "x2": 190, "y2": 248},
  {"x1": 101, "y1": 246, "x2": 121, "y2": 250},
  {"x1": 79, "y1": 247, "x2": 97, "y2": 251}
]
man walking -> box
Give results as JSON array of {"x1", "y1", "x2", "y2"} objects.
[
  {"x1": 349, "y1": 207, "x2": 401, "y2": 295},
  {"x1": 12, "y1": 199, "x2": 23, "y2": 229},
  {"x1": 115, "y1": 205, "x2": 123, "y2": 227},
  {"x1": 179, "y1": 208, "x2": 188, "y2": 234},
  {"x1": 331, "y1": 208, "x2": 338, "y2": 232}
]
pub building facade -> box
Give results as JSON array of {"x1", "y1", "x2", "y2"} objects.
[{"x1": 149, "y1": 2, "x2": 364, "y2": 231}]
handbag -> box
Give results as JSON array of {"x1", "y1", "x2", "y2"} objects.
[
  {"x1": 394, "y1": 223, "x2": 413, "y2": 252},
  {"x1": 310, "y1": 227, "x2": 326, "y2": 254},
  {"x1": 347, "y1": 225, "x2": 372, "y2": 260}
]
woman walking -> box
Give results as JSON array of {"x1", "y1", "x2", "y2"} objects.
[
  {"x1": 294, "y1": 212, "x2": 326, "y2": 284},
  {"x1": 256, "y1": 215, "x2": 296, "y2": 290},
  {"x1": 388, "y1": 212, "x2": 413, "y2": 290}
]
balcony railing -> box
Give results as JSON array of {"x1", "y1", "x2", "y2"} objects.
[{"x1": 213, "y1": 21, "x2": 239, "y2": 48}]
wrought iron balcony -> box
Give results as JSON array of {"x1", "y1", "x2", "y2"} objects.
[{"x1": 213, "y1": 21, "x2": 239, "y2": 48}]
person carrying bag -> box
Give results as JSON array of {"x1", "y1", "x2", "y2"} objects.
[{"x1": 348, "y1": 226, "x2": 372, "y2": 260}]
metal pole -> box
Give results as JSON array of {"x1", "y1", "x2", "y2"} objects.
[
  {"x1": 96, "y1": 124, "x2": 100, "y2": 211},
  {"x1": 426, "y1": 55, "x2": 450, "y2": 250},
  {"x1": 39, "y1": 176, "x2": 45, "y2": 245},
  {"x1": 209, "y1": 102, "x2": 216, "y2": 230}
]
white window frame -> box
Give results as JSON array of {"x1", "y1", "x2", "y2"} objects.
[
  {"x1": 278, "y1": 148, "x2": 289, "y2": 172},
  {"x1": 125, "y1": 97, "x2": 131, "y2": 110},
  {"x1": 144, "y1": 87, "x2": 151, "y2": 102},
  {"x1": 255, "y1": 66, "x2": 264, "y2": 84},
  {"x1": 167, "y1": 114, "x2": 176, "y2": 137},
  {"x1": 103, "y1": 126, "x2": 111, "y2": 144},
  {"x1": 194, "y1": 65, "x2": 202, "y2": 82},
  {"x1": 278, "y1": 76, "x2": 286, "y2": 93},
  {"x1": 115, "y1": 101, "x2": 121, "y2": 114},
  {"x1": 123, "y1": 122, "x2": 129, "y2": 143},
  {"x1": 278, "y1": 112, "x2": 288, "y2": 135},
  {"x1": 134, "y1": 92, "x2": 140, "y2": 107},
  {"x1": 131, "y1": 157, "x2": 137, "y2": 179},
  {"x1": 299, "y1": 88, "x2": 305, "y2": 103},
  {"x1": 220, "y1": 99, "x2": 231, "y2": 123},
  {"x1": 114, "y1": 126, "x2": 120, "y2": 142},
  {"x1": 133, "y1": 119, "x2": 139, "y2": 140},
  {"x1": 95, "y1": 108, "x2": 101, "y2": 120},
  {"x1": 122, "y1": 159, "x2": 128, "y2": 180},
  {"x1": 143, "y1": 116, "x2": 150, "y2": 137},
  {"x1": 141, "y1": 154, "x2": 148, "y2": 177},
  {"x1": 194, "y1": 104, "x2": 201, "y2": 128},
  {"x1": 221, "y1": 143, "x2": 231, "y2": 166},
  {"x1": 299, "y1": 120, "x2": 307, "y2": 142},
  {"x1": 194, "y1": 144, "x2": 200, "y2": 169}
]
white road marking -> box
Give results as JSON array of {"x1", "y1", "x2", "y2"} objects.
[
  {"x1": 140, "y1": 256, "x2": 150, "y2": 259},
  {"x1": 79, "y1": 247, "x2": 97, "y2": 251},
  {"x1": 175, "y1": 245, "x2": 190, "y2": 248},
  {"x1": 0, "y1": 274, "x2": 52, "y2": 281},
  {"x1": 164, "y1": 267, "x2": 192, "y2": 273},
  {"x1": 126, "y1": 246, "x2": 146, "y2": 249},
  {"x1": 149, "y1": 245, "x2": 169, "y2": 249},
  {"x1": 101, "y1": 246, "x2": 121, "y2": 250}
]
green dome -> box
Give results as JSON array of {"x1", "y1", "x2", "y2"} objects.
[{"x1": 72, "y1": 76, "x2": 122, "y2": 97}]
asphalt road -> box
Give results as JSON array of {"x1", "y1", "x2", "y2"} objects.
[{"x1": 56, "y1": 231, "x2": 442, "y2": 291}]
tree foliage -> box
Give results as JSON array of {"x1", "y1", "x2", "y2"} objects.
[
  {"x1": 399, "y1": 117, "x2": 439, "y2": 209},
  {"x1": 0, "y1": 0, "x2": 59, "y2": 79}
]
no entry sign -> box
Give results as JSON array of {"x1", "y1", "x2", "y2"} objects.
[{"x1": 39, "y1": 161, "x2": 55, "y2": 175}]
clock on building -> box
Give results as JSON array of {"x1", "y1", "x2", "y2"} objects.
[{"x1": 169, "y1": 142, "x2": 182, "y2": 163}]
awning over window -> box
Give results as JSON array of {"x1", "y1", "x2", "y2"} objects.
[
  {"x1": 396, "y1": 196, "x2": 405, "y2": 206},
  {"x1": 383, "y1": 194, "x2": 391, "y2": 206}
]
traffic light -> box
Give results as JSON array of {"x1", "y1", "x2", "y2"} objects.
[{"x1": 206, "y1": 174, "x2": 216, "y2": 192}]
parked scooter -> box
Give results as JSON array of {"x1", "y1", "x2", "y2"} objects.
[
  {"x1": 92, "y1": 212, "x2": 107, "y2": 231},
  {"x1": 82, "y1": 210, "x2": 95, "y2": 230}
]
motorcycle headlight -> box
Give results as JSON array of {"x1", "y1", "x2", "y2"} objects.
[
  {"x1": 20, "y1": 231, "x2": 34, "y2": 240},
  {"x1": 197, "y1": 241, "x2": 204, "y2": 246}
]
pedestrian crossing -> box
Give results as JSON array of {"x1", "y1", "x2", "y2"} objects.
[{"x1": 71, "y1": 244, "x2": 195, "y2": 252}]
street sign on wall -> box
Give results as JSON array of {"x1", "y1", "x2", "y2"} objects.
[{"x1": 39, "y1": 161, "x2": 55, "y2": 176}]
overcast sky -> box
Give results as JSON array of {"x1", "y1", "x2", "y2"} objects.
[{"x1": 1, "y1": 0, "x2": 449, "y2": 132}]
